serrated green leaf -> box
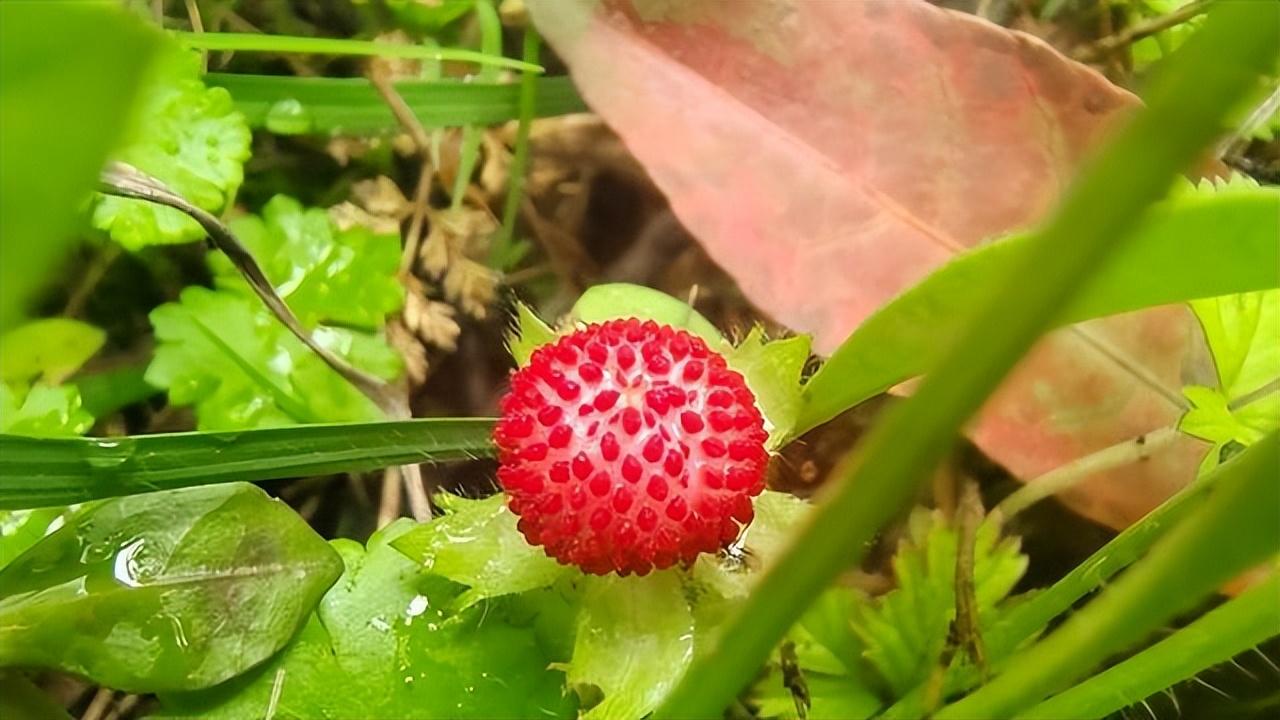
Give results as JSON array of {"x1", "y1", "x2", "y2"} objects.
[
  {"x1": 0, "y1": 319, "x2": 105, "y2": 384},
  {"x1": 1180, "y1": 385, "x2": 1279, "y2": 474},
  {"x1": 568, "y1": 572, "x2": 694, "y2": 720},
  {"x1": 212, "y1": 196, "x2": 404, "y2": 329},
  {"x1": 508, "y1": 299, "x2": 557, "y2": 367},
  {"x1": 725, "y1": 328, "x2": 810, "y2": 448},
  {"x1": 391, "y1": 492, "x2": 568, "y2": 607},
  {"x1": 570, "y1": 283, "x2": 725, "y2": 347},
  {"x1": 1191, "y1": 289, "x2": 1279, "y2": 401},
  {"x1": 0, "y1": 383, "x2": 93, "y2": 437},
  {"x1": 158, "y1": 519, "x2": 574, "y2": 719},
  {"x1": 92, "y1": 46, "x2": 251, "y2": 249},
  {"x1": 0, "y1": 483, "x2": 342, "y2": 692},
  {"x1": 146, "y1": 287, "x2": 400, "y2": 429},
  {"x1": 852, "y1": 510, "x2": 1027, "y2": 696}
]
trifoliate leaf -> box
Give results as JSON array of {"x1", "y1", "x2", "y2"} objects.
[
  {"x1": 391, "y1": 493, "x2": 569, "y2": 608},
  {"x1": 146, "y1": 287, "x2": 400, "y2": 429},
  {"x1": 725, "y1": 327, "x2": 811, "y2": 447},
  {"x1": 852, "y1": 509, "x2": 1027, "y2": 696},
  {"x1": 0, "y1": 319, "x2": 104, "y2": 384},
  {"x1": 1191, "y1": 289, "x2": 1279, "y2": 401},
  {"x1": 508, "y1": 300, "x2": 557, "y2": 367},
  {"x1": 212, "y1": 195, "x2": 404, "y2": 329},
  {"x1": 1180, "y1": 385, "x2": 1279, "y2": 474},
  {"x1": 569, "y1": 283, "x2": 725, "y2": 347},
  {"x1": 93, "y1": 46, "x2": 251, "y2": 249},
  {"x1": 0, "y1": 383, "x2": 93, "y2": 437},
  {"x1": 158, "y1": 520, "x2": 573, "y2": 719},
  {"x1": 567, "y1": 572, "x2": 694, "y2": 720}
]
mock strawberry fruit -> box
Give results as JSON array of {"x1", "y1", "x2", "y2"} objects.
[{"x1": 493, "y1": 318, "x2": 769, "y2": 576}]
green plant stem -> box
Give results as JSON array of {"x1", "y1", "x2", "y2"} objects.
[
  {"x1": 173, "y1": 31, "x2": 542, "y2": 73},
  {"x1": 1020, "y1": 572, "x2": 1280, "y2": 719},
  {"x1": 655, "y1": 4, "x2": 1278, "y2": 716},
  {"x1": 450, "y1": 0, "x2": 503, "y2": 209},
  {"x1": 937, "y1": 433, "x2": 1280, "y2": 718},
  {"x1": 492, "y1": 26, "x2": 541, "y2": 268},
  {"x1": 206, "y1": 73, "x2": 583, "y2": 135},
  {"x1": 0, "y1": 419, "x2": 495, "y2": 509}
]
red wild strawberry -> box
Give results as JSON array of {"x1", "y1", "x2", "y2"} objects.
[{"x1": 493, "y1": 318, "x2": 769, "y2": 576}]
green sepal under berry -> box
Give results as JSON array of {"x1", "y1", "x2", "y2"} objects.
[
  {"x1": 391, "y1": 493, "x2": 570, "y2": 609},
  {"x1": 92, "y1": 45, "x2": 251, "y2": 249},
  {"x1": 507, "y1": 283, "x2": 811, "y2": 447}
]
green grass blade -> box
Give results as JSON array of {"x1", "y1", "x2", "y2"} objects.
[
  {"x1": 0, "y1": 419, "x2": 495, "y2": 510},
  {"x1": 797, "y1": 187, "x2": 1280, "y2": 438},
  {"x1": 1021, "y1": 572, "x2": 1280, "y2": 720},
  {"x1": 656, "y1": 3, "x2": 1279, "y2": 716},
  {"x1": 937, "y1": 433, "x2": 1280, "y2": 718},
  {"x1": 174, "y1": 31, "x2": 541, "y2": 73},
  {"x1": 492, "y1": 26, "x2": 542, "y2": 267},
  {"x1": 207, "y1": 73, "x2": 585, "y2": 135}
]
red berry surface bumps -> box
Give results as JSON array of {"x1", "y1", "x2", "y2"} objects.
[{"x1": 494, "y1": 318, "x2": 769, "y2": 576}]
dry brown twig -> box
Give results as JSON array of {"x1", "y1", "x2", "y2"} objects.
[{"x1": 1073, "y1": 0, "x2": 1213, "y2": 63}]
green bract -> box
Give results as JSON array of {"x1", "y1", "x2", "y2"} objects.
[{"x1": 92, "y1": 47, "x2": 251, "y2": 249}]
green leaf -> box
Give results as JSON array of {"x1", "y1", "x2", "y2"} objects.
[
  {"x1": 391, "y1": 492, "x2": 569, "y2": 608},
  {"x1": 92, "y1": 46, "x2": 251, "y2": 249},
  {"x1": 0, "y1": 418, "x2": 494, "y2": 510},
  {"x1": 0, "y1": 319, "x2": 105, "y2": 384},
  {"x1": 1180, "y1": 385, "x2": 1279, "y2": 473},
  {"x1": 725, "y1": 328, "x2": 811, "y2": 448},
  {"x1": 213, "y1": 196, "x2": 404, "y2": 329},
  {"x1": 0, "y1": 2, "x2": 157, "y2": 331},
  {"x1": 0, "y1": 507, "x2": 70, "y2": 572},
  {"x1": 207, "y1": 73, "x2": 586, "y2": 135},
  {"x1": 159, "y1": 520, "x2": 574, "y2": 719},
  {"x1": 0, "y1": 419, "x2": 488, "y2": 509},
  {"x1": 146, "y1": 287, "x2": 400, "y2": 429},
  {"x1": 1191, "y1": 289, "x2": 1279, "y2": 400},
  {"x1": 852, "y1": 510, "x2": 1026, "y2": 696},
  {"x1": 1023, "y1": 570, "x2": 1280, "y2": 720},
  {"x1": 798, "y1": 184, "x2": 1280, "y2": 438},
  {"x1": 508, "y1": 299, "x2": 557, "y2": 367},
  {"x1": 0, "y1": 672, "x2": 72, "y2": 720},
  {"x1": 570, "y1": 283, "x2": 726, "y2": 347},
  {"x1": 0, "y1": 483, "x2": 342, "y2": 692},
  {"x1": 568, "y1": 572, "x2": 695, "y2": 720},
  {"x1": 0, "y1": 383, "x2": 93, "y2": 437}
]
